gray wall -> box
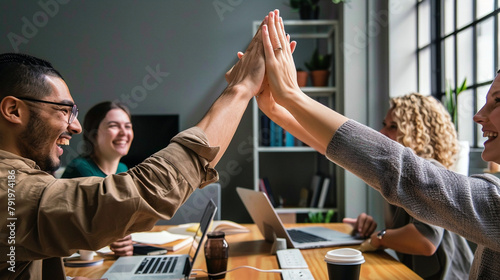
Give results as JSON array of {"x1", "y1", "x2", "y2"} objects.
[
  {"x1": 340, "y1": 0, "x2": 419, "y2": 227},
  {"x1": 0, "y1": 0, "x2": 341, "y2": 222}
]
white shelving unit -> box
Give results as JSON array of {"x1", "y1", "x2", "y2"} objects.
[{"x1": 251, "y1": 20, "x2": 341, "y2": 221}]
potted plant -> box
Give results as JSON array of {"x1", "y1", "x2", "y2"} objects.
[
  {"x1": 305, "y1": 48, "x2": 331, "y2": 87},
  {"x1": 290, "y1": 0, "x2": 320, "y2": 20},
  {"x1": 305, "y1": 209, "x2": 335, "y2": 223},
  {"x1": 443, "y1": 78, "x2": 467, "y2": 129},
  {"x1": 296, "y1": 68, "x2": 308, "y2": 87}
]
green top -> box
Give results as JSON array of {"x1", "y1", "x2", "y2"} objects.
[{"x1": 61, "y1": 156, "x2": 128, "y2": 178}]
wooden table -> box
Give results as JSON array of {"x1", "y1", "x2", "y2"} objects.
[{"x1": 65, "y1": 223, "x2": 422, "y2": 279}]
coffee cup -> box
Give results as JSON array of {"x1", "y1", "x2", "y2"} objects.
[
  {"x1": 79, "y1": 250, "x2": 95, "y2": 261},
  {"x1": 324, "y1": 248, "x2": 365, "y2": 280}
]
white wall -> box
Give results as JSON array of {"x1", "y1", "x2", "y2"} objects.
[
  {"x1": 340, "y1": 0, "x2": 370, "y2": 220},
  {"x1": 340, "y1": 0, "x2": 418, "y2": 227}
]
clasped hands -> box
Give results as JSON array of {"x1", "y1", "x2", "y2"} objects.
[{"x1": 225, "y1": 9, "x2": 299, "y2": 110}]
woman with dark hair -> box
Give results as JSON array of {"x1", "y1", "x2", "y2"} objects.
[
  {"x1": 62, "y1": 101, "x2": 134, "y2": 256},
  {"x1": 62, "y1": 101, "x2": 134, "y2": 177}
]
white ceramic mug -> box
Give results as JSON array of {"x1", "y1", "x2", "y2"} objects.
[{"x1": 79, "y1": 250, "x2": 95, "y2": 261}]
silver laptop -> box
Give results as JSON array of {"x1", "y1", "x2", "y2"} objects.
[
  {"x1": 101, "y1": 199, "x2": 217, "y2": 280},
  {"x1": 236, "y1": 187, "x2": 363, "y2": 249}
]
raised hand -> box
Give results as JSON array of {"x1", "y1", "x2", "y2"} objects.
[
  {"x1": 261, "y1": 10, "x2": 301, "y2": 104},
  {"x1": 224, "y1": 19, "x2": 266, "y2": 97}
]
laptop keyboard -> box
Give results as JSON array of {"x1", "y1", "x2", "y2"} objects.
[
  {"x1": 135, "y1": 256, "x2": 179, "y2": 274},
  {"x1": 287, "y1": 229, "x2": 328, "y2": 243}
]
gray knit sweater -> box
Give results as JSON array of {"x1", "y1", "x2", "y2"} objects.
[{"x1": 326, "y1": 120, "x2": 500, "y2": 279}]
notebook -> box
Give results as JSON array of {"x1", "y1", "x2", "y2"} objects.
[
  {"x1": 101, "y1": 199, "x2": 217, "y2": 280},
  {"x1": 236, "y1": 187, "x2": 363, "y2": 249}
]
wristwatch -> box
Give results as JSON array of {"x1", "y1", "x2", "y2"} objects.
[{"x1": 377, "y1": 229, "x2": 387, "y2": 240}]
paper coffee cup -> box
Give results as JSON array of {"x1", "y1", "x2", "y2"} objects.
[
  {"x1": 324, "y1": 248, "x2": 365, "y2": 280},
  {"x1": 79, "y1": 250, "x2": 95, "y2": 261}
]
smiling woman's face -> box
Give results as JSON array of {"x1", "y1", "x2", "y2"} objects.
[
  {"x1": 94, "y1": 108, "x2": 134, "y2": 160},
  {"x1": 474, "y1": 74, "x2": 500, "y2": 163}
]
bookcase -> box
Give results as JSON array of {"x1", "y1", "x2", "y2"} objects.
[{"x1": 251, "y1": 20, "x2": 343, "y2": 222}]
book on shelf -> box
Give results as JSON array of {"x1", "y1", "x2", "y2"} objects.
[
  {"x1": 259, "y1": 177, "x2": 278, "y2": 207},
  {"x1": 260, "y1": 115, "x2": 304, "y2": 147},
  {"x1": 270, "y1": 120, "x2": 283, "y2": 147},
  {"x1": 298, "y1": 187, "x2": 309, "y2": 208},
  {"x1": 294, "y1": 137, "x2": 305, "y2": 147},
  {"x1": 260, "y1": 114, "x2": 270, "y2": 146},
  {"x1": 284, "y1": 130, "x2": 295, "y2": 146},
  {"x1": 317, "y1": 177, "x2": 331, "y2": 209},
  {"x1": 309, "y1": 174, "x2": 323, "y2": 208}
]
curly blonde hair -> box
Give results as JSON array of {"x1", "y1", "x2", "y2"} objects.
[{"x1": 390, "y1": 93, "x2": 459, "y2": 169}]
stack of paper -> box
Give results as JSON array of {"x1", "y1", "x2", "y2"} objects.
[
  {"x1": 131, "y1": 231, "x2": 194, "y2": 251},
  {"x1": 167, "y1": 220, "x2": 250, "y2": 236}
]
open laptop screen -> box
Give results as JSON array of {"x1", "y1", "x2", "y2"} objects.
[{"x1": 186, "y1": 199, "x2": 217, "y2": 272}]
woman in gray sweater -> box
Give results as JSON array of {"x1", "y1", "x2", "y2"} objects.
[
  {"x1": 345, "y1": 93, "x2": 473, "y2": 279},
  {"x1": 255, "y1": 10, "x2": 500, "y2": 279}
]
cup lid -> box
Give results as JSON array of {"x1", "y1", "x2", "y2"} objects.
[
  {"x1": 324, "y1": 248, "x2": 365, "y2": 265},
  {"x1": 207, "y1": 231, "x2": 225, "y2": 238}
]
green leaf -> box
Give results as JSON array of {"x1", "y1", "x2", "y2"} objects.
[
  {"x1": 457, "y1": 78, "x2": 467, "y2": 95},
  {"x1": 445, "y1": 81, "x2": 453, "y2": 114},
  {"x1": 307, "y1": 210, "x2": 335, "y2": 223},
  {"x1": 324, "y1": 210, "x2": 334, "y2": 223},
  {"x1": 443, "y1": 78, "x2": 467, "y2": 129}
]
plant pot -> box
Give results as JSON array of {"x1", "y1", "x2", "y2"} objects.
[
  {"x1": 297, "y1": 71, "x2": 308, "y2": 87},
  {"x1": 299, "y1": 4, "x2": 319, "y2": 20},
  {"x1": 451, "y1": 140, "x2": 470, "y2": 175},
  {"x1": 310, "y1": 70, "x2": 329, "y2": 87}
]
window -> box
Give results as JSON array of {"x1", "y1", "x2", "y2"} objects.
[{"x1": 416, "y1": 0, "x2": 499, "y2": 147}]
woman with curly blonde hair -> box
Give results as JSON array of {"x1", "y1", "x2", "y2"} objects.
[
  {"x1": 344, "y1": 93, "x2": 473, "y2": 279},
  {"x1": 389, "y1": 93, "x2": 459, "y2": 169}
]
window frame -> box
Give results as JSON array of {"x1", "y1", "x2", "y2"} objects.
[{"x1": 416, "y1": 0, "x2": 499, "y2": 147}]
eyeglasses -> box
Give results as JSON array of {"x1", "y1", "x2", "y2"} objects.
[{"x1": 18, "y1": 97, "x2": 79, "y2": 124}]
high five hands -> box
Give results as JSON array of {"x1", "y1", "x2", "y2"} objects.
[
  {"x1": 228, "y1": 10, "x2": 326, "y2": 153},
  {"x1": 260, "y1": 9, "x2": 302, "y2": 105},
  {"x1": 226, "y1": 10, "x2": 297, "y2": 98}
]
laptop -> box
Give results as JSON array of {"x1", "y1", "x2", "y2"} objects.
[
  {"x1": 101, "y1": 199, "x2": 217, "y2": 280},
  {"x1": 236, "y1": 187, "x2": 363, "y2": 249}
]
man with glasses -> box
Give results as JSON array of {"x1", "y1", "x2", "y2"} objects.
[
  {"x1": 0, "y1": 19, "x2": 265, "y2": 279},
  {"x1": 17, "y1": 97, "x2": 79, "y2": 125}
]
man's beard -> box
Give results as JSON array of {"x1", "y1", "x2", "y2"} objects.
[{"x1": 19, "y1": 109, "x2": 60, "y2": 172}]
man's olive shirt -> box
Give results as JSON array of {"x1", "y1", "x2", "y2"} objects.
[{"x1": 0, "y1": 127, "x2": 219, "y2": 279}]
